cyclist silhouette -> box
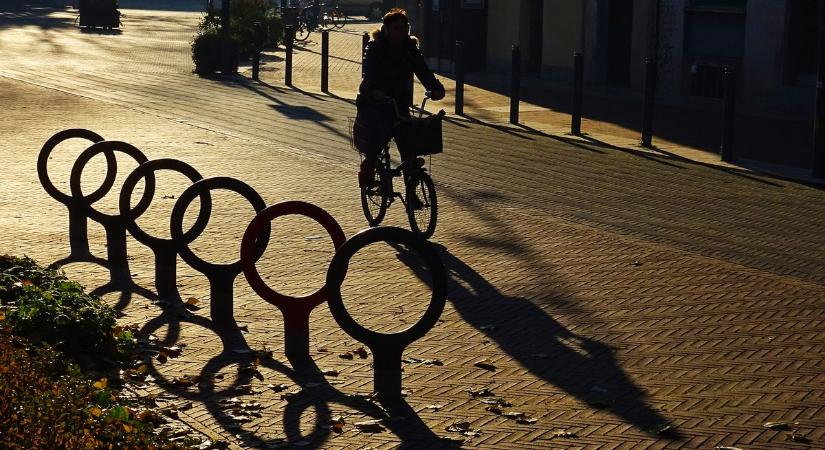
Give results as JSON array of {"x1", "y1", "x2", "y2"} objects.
[{"x1": 353, "y1": 8, "x2": 445, "y2": 200}]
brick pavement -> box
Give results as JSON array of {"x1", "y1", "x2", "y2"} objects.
[{"x1": 2, "y1": 2, "x2": 825, "y2": 449}]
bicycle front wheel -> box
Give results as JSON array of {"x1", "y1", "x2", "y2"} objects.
[
  {"x1": 295, "y1": 18, "x2": 311, "y2": 41},
  {"x1": 406, "y1": 171, "x2": 437, "y2": 239},
  {"x1": 361, "y1": 156, "x2": 390, "y2": 227}
]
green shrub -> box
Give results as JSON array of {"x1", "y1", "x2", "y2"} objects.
[
  {"x1": 0, "y1": 329, "x2": 189, "y2": 450},
  {"x1": 191, "y1": 21, "x2": 224, "y2": 76},
  {"x1": 0, "y1": 255, "x2": 119, "y2": 364},
  {"x1": 193, "y1": 0, "x2": 283, "y2": 71}
]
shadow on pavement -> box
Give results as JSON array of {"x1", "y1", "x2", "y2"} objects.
[
  {"x1": 0, "y1": 1, "x2": 76, "y2": 30},
  {"x1": 393, "y1": 241, "x2": 682, "y2": 439},
  {"x1": 134, "y1": 310, "x2": 448, "y2": 449}
]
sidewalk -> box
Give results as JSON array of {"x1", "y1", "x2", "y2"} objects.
[{"x1": 252, "y1": 24, "x2": 821, "y2": 185}]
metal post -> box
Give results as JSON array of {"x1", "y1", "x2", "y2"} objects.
[
  {"x1": 220, "y1": 0, "x2": 230, "y2": 37},
  {"x1": 814, "y1": 1, "x2": 825, "y2": 178},
  {"x1": 321, "y1": 30, "x2": 329, "y2": 92},
  {"x1": 510, "y1": 45, "x2": 521, "y2": 125},
  {"x1": 720, "y1": 67, "x2": 736, "y2": 162},
  {"x1": 455, "y1": 41, "x2": 464, "y2": 115},
  {"x1": 641, "y1": 57, "x2": 657, "y2": 147},
  {"x1": 252, "y1": 21, "x2": 263, "y2": 81},
  {"x1": 572, "y1": 51, "x2": 584, "y2": 135},
  {"x1": 285, "y1": 24, "x2": 293, "y2": 86}
]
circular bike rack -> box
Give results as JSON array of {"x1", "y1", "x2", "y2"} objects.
[
  {"x1": 241, "y1": 201, "x2": 347, "y2": 356},
  {"x1": 325, "y1": 226, "x2": 447, "y2": 398}
]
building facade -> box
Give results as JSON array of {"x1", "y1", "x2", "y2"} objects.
[{"x1": 401, "y1": 0, "x2": 818, "y2": 117}]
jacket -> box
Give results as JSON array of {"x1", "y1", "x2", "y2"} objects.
[{"x1": 356, "y1": 35, "x2": 444, "y2": 111}]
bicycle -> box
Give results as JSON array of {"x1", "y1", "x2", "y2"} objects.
[
  {"x1": 354, "y1": 92, "x2": 445, "y2": 239},
  {"x1": 326, "y1": 0, "x2": 347, "y2": 29},
  {"x1": 294, "y1": 1, "x2": 333, "y2": 41}
]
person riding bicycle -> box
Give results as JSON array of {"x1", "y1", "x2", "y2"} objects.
[{"x1": 353, "y1": 8, "x2": 445, "y2": 204}]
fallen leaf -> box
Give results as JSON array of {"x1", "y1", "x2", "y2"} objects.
[
  {"x1": 339, "y1": 352, "x2": 354, "y2": 360},
  {"x1": 0, "y1": 310, "x2": 5, "y2": 322},
  {"x1": 136, "y1": 364, "x2": 150, "y2": 375},
  {"x1": 516, "y1": 417, "x2": 538, "y2": 424},
  {"x1": 425, "y1": 404, "x2": 444, "y2": 411},
  {"x1": 267, "y1": 383, "x2": 289, "y2": 392},
  {"x1": 184, "y1": 297, "x2": 201, "y2": 310},
  {"x1": 239, "y1": 366, "x2": 264, "y2": 381},
  {"x1": 317, "y1": 347, "x2": 329, "y2": 353},
  {"x1": 474, "y1": 360, "x2": 497, "y2": 371},
  {"x1": 137, "y1": 409, "x2": 165, "y2": 425},
  {"x1": 92, "y1": 378, "x2": 108, "y2": 390},
  {"x1": 631, "y1": 261, "x2": 643, "y2": 266},
  {"x1": 171, "y1": 375, "x2": 200, "y2": 387},
  {"x1": 353, "y1": 347, "x2": 369, "y2": 358},
  {"x1": 788, "y1": 431, "x2": 810, "y2": 443},
  {"x1": 469, "y1": 388, "x2": 495, "y2": 397},
  {"x1": 479, "y1": 397, "x2": 512, "y2": 407},
  {"x1": 281, "y1": 389, "x2": 305, "y2": 400},
  {"x1": 422, "y1": 359, "x2": 443, "y2": 366},
  {"x1": 355, "y1": 420, "x2": 385, "y2": 433},
  {"x1": 502, "y1": 411, "x2": 526, "y2": 420},
  {"x1": 156, "y1": 353, "x2": 168, "y2": 364},
  {"x1": 551, "y1": 430, "x2": 577, "y2": 438},
  {"x1": 237, "y1": 325, "x2": 249, "y2": 333},
  {"x1": 439, "y1": 435, "x2": 466, "y2": 444},
  {"x1": 330, "y1": 416, "x2": 346, "y2": 433},
  {"x1": 89, "y1": 406, "x2": 103, "y2": 417},
  {"x1": 485, "y1": 405, "x2": 502, "y2": 414},
  {"x1": 763, "y1": 421, "x2": 793, "y2": 430},
  {"x1": 446, "y1": 421, "x2": 471, "y2": 432},
  {"x1": 322, "y1": 369, "x2": 339, "y2": 377}
]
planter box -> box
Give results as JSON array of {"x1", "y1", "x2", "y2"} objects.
[{"x1": 79, "y1": 0, "x2": 120, "y2": 28}]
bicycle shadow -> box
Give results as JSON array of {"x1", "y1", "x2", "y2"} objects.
[{"x1": 390, "y1": 241, "x2": 681, "y2": 439}]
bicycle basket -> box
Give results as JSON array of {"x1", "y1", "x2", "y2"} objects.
[{"x1": 395, "y1": 114, "x2": 443, "y2": 156}]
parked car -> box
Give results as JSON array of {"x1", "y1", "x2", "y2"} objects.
[{"x1": 335, "y1": 0, "x2": 391, "y2": 20}]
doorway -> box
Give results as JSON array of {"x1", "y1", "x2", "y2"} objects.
[{"x1": 606, "y1": 0, "x2": 634, "y2": 86}]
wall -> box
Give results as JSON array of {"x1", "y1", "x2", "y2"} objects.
[
  {"x1": 742, "y1": 0, "x2": 787, "y2": 109},
  {"x1": 486, "y1": 0, "x2": 526, "y2": 73},
  {"x1": 541, "y1": 0, "x2": 583, "y2": 81}
]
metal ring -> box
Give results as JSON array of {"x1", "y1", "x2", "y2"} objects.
[
  {"x1": 241, "y1": 201, "x2": 347, "y2": 310},
  {"x1": 38, "y1": 129, "x2": 113, "y2": 205},
  {"x1": 119, "y1": 159, "x2": 211, "y2": 248},
  {"x1": 325, "y1": 227, "x2": 447, "y2": 348},
  {"x1": 170, "y1": 177, "x2": 269, "y2": 275},
  {"x1": 69, "y1": 141, "x2": 154, "y2": 223}
]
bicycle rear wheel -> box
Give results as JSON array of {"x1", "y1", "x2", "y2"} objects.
[
  {"x1": 360, "y1": 152, "x2": 390, "y2": 226},
  {"x1": 295, "y1": 18, "x2": 310, "y2": 41},
  {"x1": 333, "y1": 9, "x2": 346, "y2": 28},
  {"x1": 406, "y1": 171, "x2": 437, "y2": 239},
  {"x1": 319, "y1": 14, "x2": 335, "y2": 31}
]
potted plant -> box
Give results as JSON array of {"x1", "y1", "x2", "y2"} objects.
[{"x1": 79, "y1": 0, "x2": 121, "y2": 29}]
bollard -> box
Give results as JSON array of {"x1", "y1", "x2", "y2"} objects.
[
  {"x1": 510, "y1": 45, "x2": 521, "y2": 125},
  {"x1": 285, "y1": 24, "x2": 294, "y2": 86},
  {"x1": 252, "y1": 21, "x2": 263, "y2": 81},
  {"x1": 641, "y1": 56, "x2": 657, "y2": 147},
  {"x1": 720, "y1": 67, "x2": 736, "y2": 162},
  {"x1": 455, "y1": 41, "x2": 465, "y2": 115},
  {"x1": 321, "y1": 30, "x2": 329, "y2": 92},
  {"x1": 571, "y1": 51, "x2": 583, "y2": 136},
  {"x1": 361, "y1": 32, "x2": 369, "y2": 77}
]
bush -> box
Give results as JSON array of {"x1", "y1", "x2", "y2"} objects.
[
  {"x1": 0, "y1": 329, "x2": 189, "y2": 450},
  {"x1": 191, "y1": 21, "x2": 225, "y2": 76},
  {"x1": 0, "y1": 255, "x2": 119, "y2": 365},
  {"x1": 193, "y1": 0, "x2": 283, "y2": 73}
]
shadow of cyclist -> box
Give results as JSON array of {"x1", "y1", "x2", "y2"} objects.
[{"x1": 390, "y1": 241, "x2": 681, "y2": 439}]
